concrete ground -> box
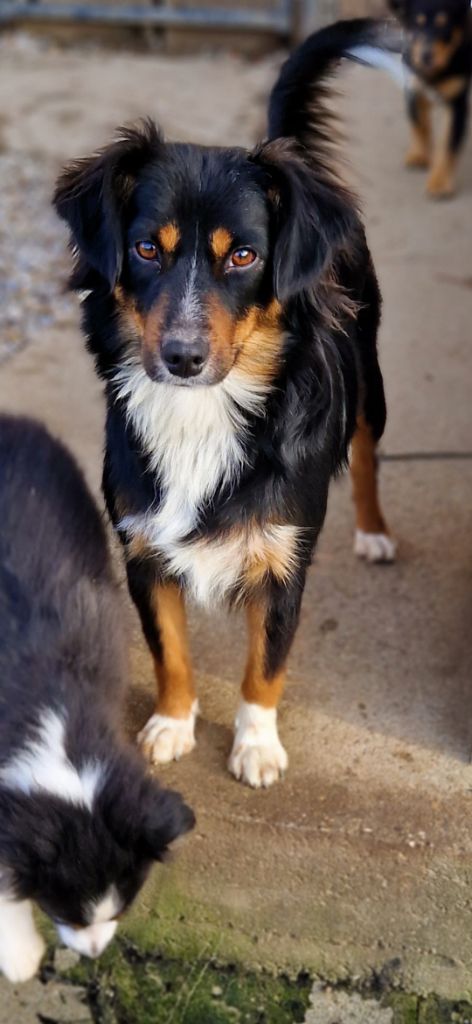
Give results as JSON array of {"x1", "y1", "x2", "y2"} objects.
[{"x1": 0, "y1": 30, "x2": 472, "y2": 1017}]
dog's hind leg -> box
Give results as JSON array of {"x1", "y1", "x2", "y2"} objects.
[
  {"x1": 351, "y1": 414, "x2": 396, "y2": 563},
  {"x1": 127, "y1": 558, "x2": 197, "y2": 764},
  {"x1": 229, "y1": 579, "x2": 304, "y2": 788},
  {"x1": 427, "y1": 91, "x2": 469, "y2": 198},
  {"x1": 350, "y1": 265, "x2": 396, "y2": 564}
]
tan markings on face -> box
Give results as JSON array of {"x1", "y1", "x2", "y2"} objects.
[
  {"x1": 114, "y1": 285, "x2": 145, "y2": 336},
  {"x1": 141, "y1": 293, "x2": 169, "y2": 368},
  {"x1": 206, "y1": 296, "x2": 284, "y2": 385},
  {"x1": 435, "y1": 11, "x2": 448, "y2": 27},
  {"x1": 150, "y1": 583, "x2": 196, "y2": 719},
  {"x1": 430, "y1": 28, "x2": 464, "y2": 72},
  {"x1": 241, "y1": 600, "x2": 286, "y2": 709},
  {"x1": 158, "y1": 222, "x2": 181, "y2": 254},
  {"x1": 210, "y1": 227, "x2": 233, "y2": 261},
  {"x1": 234, "y1": 300, "x2": 284, "y2": 385},
  {"x1": 435, "y1": 74, "x2": 467, "y2": 100},
  {"x1": 416, "y1": 12, "x2": 426, "y2": 25},
  {"x1": 206, "y1": 295, "x2": 238, "y2": 376}
]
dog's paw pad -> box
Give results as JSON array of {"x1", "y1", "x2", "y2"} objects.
[
  {"x1": 0, "y1": 932, "x2": 45, "y2": 984},
  {"x1": 138, "y1": 703, "x2": 197, "y2": 765},
  {"x1": 228, "y1": 702, "x2": 287, "y2": 789},
  {"x1": 354, "y1": 529, "x2": 396, "y2": 564}
]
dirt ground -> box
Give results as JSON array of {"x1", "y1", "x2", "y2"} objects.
[{"x1": 0, "y1": 28, "x2": 472, "y2": 1018}]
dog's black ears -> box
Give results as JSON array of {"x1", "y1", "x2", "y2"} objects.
[
  {"x1": 252, "y1": 139, "x2": 357, "y2": 302},
  {"x1": 101, "y1": 767, "x2": 195, "y2": 863},
  {"x1": 137, "y1": 783, "x2": 195, "y2": 862},
  {"x1": 53, "y1": 120, "x2": 162, "y2": 290}
]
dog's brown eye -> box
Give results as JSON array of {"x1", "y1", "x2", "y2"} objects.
[
  {"x1": 229, "y1": 248, "x2": 257, "y2": 269},
  {"x1": 416, "y1": 13, "x2": 426, "y2": 25},
  {"x1": 136, "y1": 240, "x2": 160, "y2": 262}
]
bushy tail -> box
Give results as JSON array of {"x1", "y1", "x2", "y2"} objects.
[{"x1": 268, "y1": 17, "x2": 404, "y2": 147}]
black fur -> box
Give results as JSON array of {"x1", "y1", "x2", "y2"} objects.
[
  {"x1": 53, "y1": 20, "x2": 390, "y2": 689},
  {"x1": 0, "y1": 415, "x2": 194, "y2": 929}
]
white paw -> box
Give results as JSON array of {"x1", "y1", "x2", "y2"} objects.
[
  {"x1": 0, "y1": 928, "x2": 45, "y2": 984},
  {"x1": 138, "y1": 701, "x2": 198, "y2": 765},
  {"x1": 228, "y1": 701, "x2": 288, "y2": 789},
  {"x1": 354, "y1": 529, "x2": 396, "y2": 564}
]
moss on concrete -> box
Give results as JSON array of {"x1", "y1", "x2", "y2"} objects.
[
  {"x1": 418, "y1": 995, "x2": 472, "y2": 1023},
  {"x1": 382, "y1": 993, "x2": 419, "y2": 1024},
  {"x1": 48, "y1": 938, "x2": 472, "y2": 1024},
  {"x1": 58, "y1": 941, "x2": 311, "y2": 1024}
]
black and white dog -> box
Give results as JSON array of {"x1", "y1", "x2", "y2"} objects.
[{"x1": 0, "y1": 415, "x2": 194, "y2": 983}]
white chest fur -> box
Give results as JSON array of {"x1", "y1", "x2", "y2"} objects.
[{"x1": 115, "y1": 365, "x2": 299, "y2": 605}]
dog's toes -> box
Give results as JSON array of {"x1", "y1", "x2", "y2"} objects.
[
  {"x1": 229, "y1": 741, "x2": 287, "y2": 788},
  {"x1": 354, "y1": 529, "x2": 397, "y2": 564},
  {"x1": 228, "y1": 702, "x2": 288, "y2": 788},
  {"x1": 138, "y1": 704, "x2": 197, "y2": 765}
]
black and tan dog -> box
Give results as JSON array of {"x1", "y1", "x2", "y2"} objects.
[
  {"x1": 54, "y1": 19, "x2": 396, "y2": 790},
  {"x1": 389, "y1": 0, "x2": 471, "y2": 196}
]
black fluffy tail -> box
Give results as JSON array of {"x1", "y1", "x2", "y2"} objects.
[{"x1": 268, "y1": 17, "x2": 403, "y2": 147}]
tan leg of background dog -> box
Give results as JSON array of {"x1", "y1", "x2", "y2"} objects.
[
  {"x1": 427, "y1": 104, "x2": 457, "y2": 198},
  {"x1": 351, "y1": 415, "x2": 396, "y2": 563},
  {"x1": 405, "y1": 90, "x2": 431, "y2": 169},
  {"x1": 229, "y1": 601, "x2": 288, "y2": 788},
  {"x1": 137, "y1": 582, "x2": 198, "y2": 764}
]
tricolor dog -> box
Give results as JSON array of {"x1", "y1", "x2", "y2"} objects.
[{"x1": 54, "y1": 19, "x2": 396, "y2": 791}]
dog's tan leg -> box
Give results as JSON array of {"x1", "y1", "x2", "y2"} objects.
[
  {"x1": 351, "y1": 415, "x2": 396, "y2": 563},
  {"x1": 136, "y1": 581, "x2": 198, "y2": 765},
  {"x1": 427, "y1": 104, "x2": 457, "y2": 198},
  {"x1": 229, "y1": 600, "x2": 288, "y2": 788},
  {"x1": 405, "y1": 90, "x2": 432, "y2": 169}
]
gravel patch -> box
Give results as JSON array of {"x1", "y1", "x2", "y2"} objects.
[{"x1": 0, "y1": 151, "x2": 75, "y2": 365}]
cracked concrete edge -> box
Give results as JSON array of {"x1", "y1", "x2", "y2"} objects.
[{"x1": 304, "y1": 985, "x2": 394, "y2": 1023}]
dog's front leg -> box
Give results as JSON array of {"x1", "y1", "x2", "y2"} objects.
[
  {"x1": 405, "y1": 86, "x2": 432, "y2": 169},
  {"x1": 229, "y1": 580, "x2": 304, "y2": 788},
  {"x1": 0, "y1": 897, "x2": 45, "y2": 983},
  {"x1": 127, "y1": 559, "x2": 197, "y2": 764}
]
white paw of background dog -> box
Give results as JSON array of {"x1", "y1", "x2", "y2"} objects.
[
  {"x1": 354, "y1": 529, "x2": 396, "y2": 564},
  {"x1": 138, "y1": 701, "x2": 198, "y2": 764},
  {"x1": 228, "y1": 701, "x2": 288, "y2": 788}
]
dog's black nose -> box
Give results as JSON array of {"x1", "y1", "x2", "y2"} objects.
[{"x1": 161, "y1": 338, "x2": 209, "y2": 378}]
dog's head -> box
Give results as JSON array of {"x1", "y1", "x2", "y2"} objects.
[
  {"x1": 0, "y1": 759, "x2": 194, "y2": 958},
  {"x1": 54, "y1": 121, "x2": 356, "y2": 389},
  {"x1": 389, "y1": 0, "x2": 469, "y2": 77}
]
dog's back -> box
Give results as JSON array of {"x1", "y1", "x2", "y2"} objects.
[{"x1": 0, "y1": 414, "x2": 127, "y2": 760}]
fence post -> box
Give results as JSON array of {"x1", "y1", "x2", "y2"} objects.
[{"x1": 291, "y1": 0, "x2": 341, "y2": 43}]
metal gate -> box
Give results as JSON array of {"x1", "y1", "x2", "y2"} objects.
[{"x1": 0, "y1": 0, "x2": 292, "y2": 36}]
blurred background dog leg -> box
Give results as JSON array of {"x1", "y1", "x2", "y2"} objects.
[
  {"x1": 427, "y1": 91, "x2": 469, "y2": 198},
  {"x1": 405, "y1": 86, "x2": 431, "y2": 168}
]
